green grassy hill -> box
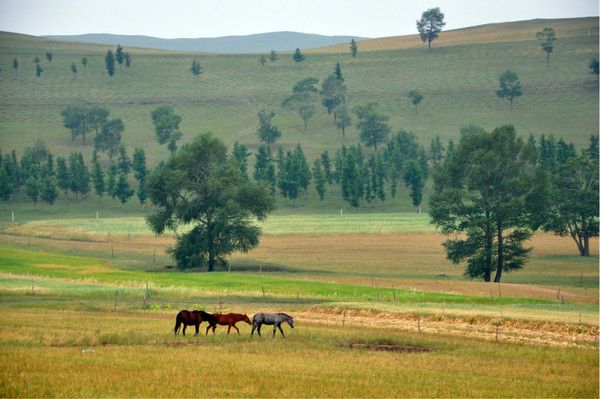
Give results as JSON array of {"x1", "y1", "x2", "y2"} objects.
[{"x1": 0, "y1": 18, "x2": 597, "y2": 202}]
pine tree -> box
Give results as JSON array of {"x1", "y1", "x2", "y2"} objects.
[
  {"x1": 253, "y1": 145, "x2": 276, "y2": 193},
  {"x1": 293, "y1": 48, "x2": 305, "y2": 64},
  {"x1": 313, "y1": 159, "x2": 327, "y2": 201},
  {"x1": 269, "y1": 50, "x2": 278, "y2": 63},
  {"x1": 91, "y1": 159, "x2": 105, "y2": 197},
  {"x1": 334, "y1": 62, "x2": 344, "y2": 81},
  {"x1": 293, "y1": 144, "x2": 311, "y2": 194},
  {"x1": 259, "y1": 55, "x2": 267, "y2": 66},
  {"x1": 115, "y1": 172, "x2": 134, "y2": 204},
  {"x1": 68, "y1": 152, "x2": 90, "y2": 199},
  {"x1": 45, "y1": 52, "x2": 53, "y2": 62},
  {"x1": 106, "y1": 163, "x2": 118, "y2": 198},
  {"x1": 321, "y1": 150, "x2": 333, "y2": 184},
  {"x1": 56, "y1": 157, "x2": 70, "y2": 197},
  {"x1": 105, "y1": 50, "x2": 115, "y2": 77},
  {"x1": 117, "y1": 145, "x2": 131, "y2": 175},
  {"x1": 115, "y1": 45, "x2": 124, "y2": 65},
  {"x1": 232, "y1": 142, "x2": 250, "y2": 180},
  {"x1": 132, "y1": 147, "x2": 148, "y2": 204},
  {"x1": 12, "y1": 57, "x2": 18, "y2": 75},
  {"x1": 39, "y1": 176, "x2": 58, "y2": 205},
  {"x1": 124, "y1": 52, "x2": 131, "y2": 68},
  {"x1": 350, "y1": 39, "x2": 358, "y2": 58},
  {"x1": 335, "y1": 105, "x2": 352, "y2": 138},
  {"x1": 35, "y1": 63, "x2": 43, "y2": 78},
  {"x1": 25, "y1": 176, "x2": 40, "y2": 204},
  {"x1": 70, "y1": 62, "x2": 77, "y2": 78}
]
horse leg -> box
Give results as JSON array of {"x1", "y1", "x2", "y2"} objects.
[
  {"x1": 272, "y1": 323, "x2": 278, "y2": 337},
  {"x1": 205, "y1": 324, "x2": 211, "y2": 335},
  {"x1": 227, "y1": 325, "x2": 231, "y2": 335},
  {"x1": 182, "y1": 325, "x2": 187, "y2": 336},
  {"x1": 257, "y1": 324, "x2": 262, "y2": 336},
  {"x1": 195, "y1": 323, "x2": 199, "y2": 335},
  {"x1": 233, "y1": 324, "x2": 240, "y2": 335},
  {"x1": 251, "y1": 323, "x2": 256, "y2": 336},
  {"x1": 278, "y1": 325, "x2": 285, "y2": 338}
]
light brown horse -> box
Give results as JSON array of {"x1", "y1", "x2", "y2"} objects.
[{"x1": 207, "y1": 313, "x2": 251, "y2": 335}]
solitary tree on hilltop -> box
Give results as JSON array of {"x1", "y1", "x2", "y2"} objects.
[
  {"x1": 416, "y1": 7, "x2": 446, "y2": 50},
  {"x1": 536, "y1": 27, "x2": 556, "y2": 67},
  {"x1": 496, "y1": 70, "x2": 522, "y2": 110}
]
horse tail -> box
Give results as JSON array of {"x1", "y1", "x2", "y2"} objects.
[{"x1": 174, "y1": 312, "x2": 182, "y2": 334}]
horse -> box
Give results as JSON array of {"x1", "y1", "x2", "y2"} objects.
[
  {"x1": 251, "y1": 312, "x2": 294, "y2": 337},
  {"x1": 173, "y1": 310, "x2": 216, "y2": 336},
  {"x1": 206, "y1": 313, "x2": 251, "y2": 335}
]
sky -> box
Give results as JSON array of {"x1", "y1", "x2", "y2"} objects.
[{"x1": 0, "y1": 0, "x2": 597, "y2": 39}]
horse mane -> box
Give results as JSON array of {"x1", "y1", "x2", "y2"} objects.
[{"x1": 277, "y1": 312, "x2": 293, "y2": 319}]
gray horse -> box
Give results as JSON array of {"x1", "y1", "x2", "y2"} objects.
[{"x1": 251, "y1": 312, "x2": 294, "y2": 337}]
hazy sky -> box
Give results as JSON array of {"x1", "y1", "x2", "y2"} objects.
[{"x1": 0, "y1": 0, "x2": 597, "y2": 38}]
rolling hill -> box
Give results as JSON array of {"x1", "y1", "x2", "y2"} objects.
[
  {"x1": 44, "y1": 31, "x2": 365, "y2": 54},
  {"x1": 0, "y1": 17, "x2": 597, "y2": 212}
]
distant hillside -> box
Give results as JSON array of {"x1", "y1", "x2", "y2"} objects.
[
  {"x1": 311, "y1": 17, "x2": 598, "y2": 53},
  {"x1": 43, "y1": 31, "x2": 365, "y2": 54}
]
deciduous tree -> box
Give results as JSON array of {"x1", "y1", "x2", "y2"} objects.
[
  {"x1": 416, "y1": 7, "x2": 446, "y2": 50},
  {"x1": 146, "y1": 133, "x2": 275, "y2": 271},
  {"x1": 496, "y1": 70, "x2": 522, "y2": 110}
]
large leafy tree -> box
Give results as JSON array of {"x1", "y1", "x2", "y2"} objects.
[
  {"x1": 496, "y1": 70, "x2": 522, "y2": 110},
  {"x1": 430, "y1": 125, "x2": 540, "y2": 282},
  {"x1": 416, "y1": 7, "x2": 446, "y2": 50},
  {"x1": 540, "y1": 136, "x2": 599, "y2": 256},
  {"x1": 146, "y1": 133, "x2": 275, "y2": 271},
  {"x1": 353, "y1": 103, "x2": 390, "y2": 150},
  {"x1": 535, "y1": 27, "x2": 556, "y2": 67}
]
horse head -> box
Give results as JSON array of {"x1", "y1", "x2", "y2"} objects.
[
  {"x1": 242, "y1": 314, "x2": 251, "y2": 325},
  {"x1": 287, "y1": 316, "x2": 295, "y2": 328}
]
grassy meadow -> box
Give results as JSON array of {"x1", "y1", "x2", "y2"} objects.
[
  {"x1": 0, "y1": 17, "x2": 599, "y2": 398},
  {"x1": 0, "y1": 17, "x2": 598, "y2": 172}
]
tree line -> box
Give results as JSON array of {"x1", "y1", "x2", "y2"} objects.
[{"x1": 0, "y1": 139, "x2": 148, "y2": 206}]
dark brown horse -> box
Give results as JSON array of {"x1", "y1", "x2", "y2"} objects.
[
  {"x1": 173, "y1": 310, "x2": 216, "y2": 336},
  {"x1": 206, "y1": 313, "x2": 251, "y2": 335}
]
